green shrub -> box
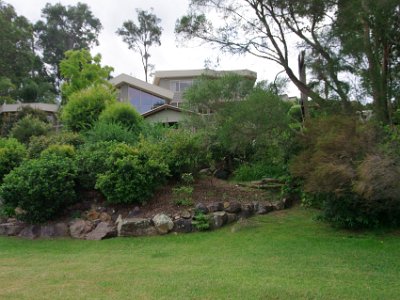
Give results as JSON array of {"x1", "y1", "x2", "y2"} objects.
[
  {"x1": 76, "y1": 141, "x2": 118, "y2": 189},
  {"x1": 28, "y1": 131, "x2": 84, "y2": 158},
  {"x1": 10, "y1": 115, "x2": 52, "y2": 144},
  {"x1": 192, "y1": 211, "x2": 210, "y2": 231},
  {"x1": 84, "y1": 121, "x2": 139, "y2": 144},
  {"x1": 291, "y1": 115, "x2": 400, "y2": 228},
  {"x1": 0, "y1": 138, "x2": 27, "y2": 182},
  {"x1": 0, "y1": 155, "x2": 77, "y2": 223},
  {"x1": 234, "y1": 161, "x2": 286, "y2": 181},
  {"x1": 99, "y1": 102, "x2": 143, "y2": 133},
  {"x1": 139, "y1": 129, "x2": 209, "y2": 178},
  {"x1": 172, "y1": 186, "x2": 194, "y2": 206},
  {"x1": 60, "y1": 85, "x2": 116, "y2": 131},
  {"x1": 40, "y1": 144, "x2": 76, "y2": 159},
  {"x1": 96, "y1": 143, "x2": 169, "y2": 204}
]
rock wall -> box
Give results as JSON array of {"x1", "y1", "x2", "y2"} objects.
[{"x1": 0, "y1": 199, "x2": 292, "y2": 240}]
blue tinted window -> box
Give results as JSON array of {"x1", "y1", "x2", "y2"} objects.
[{"x1": 127, "y1": 87, "x2": 166, "y2": 113}]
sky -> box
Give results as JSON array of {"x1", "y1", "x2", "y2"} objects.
[{"x1": 7, "y1": 0, "x2": 297, "y2": 96}]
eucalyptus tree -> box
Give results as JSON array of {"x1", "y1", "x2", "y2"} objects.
[
  {"x1": 35, "y1": 2, "x2": 102, "y2": 82},
  {"x1": 117, "y1": 9, "x2": 162, "y2": 82}
]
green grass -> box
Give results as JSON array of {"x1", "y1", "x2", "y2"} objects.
[{"x1": 1, "y1": 207, "x2": 400, "y2": 299}]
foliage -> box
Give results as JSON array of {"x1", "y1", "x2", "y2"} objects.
[
  {"x1": 76, "y1": 141, "x2": 118, "y2": 190},
  {"x1": 176, "y1": 0, "x2": 400, "y2": 123},
  {"x1": 172, "y1": 186, "x2": 194, "y2": 206},
  {"x1": 291, "y1": 116, "x2": 400, "y2": 228},
  {"x1": 60, "y1": 85, "x2": 116, "y2": 132},
  {"x1": 0, "y1": 154, "x2": 77, "y2": 223},
  {"x1": 138, "y1": 129, "x2": 209, "y2": 178},
  {"x1": 95, "y1": 143, "x2": 169, "y2": 204},
  {"x1": 172, "y1": 173, "x2": 195, "y2": 206},
  {"x1": 35, "y1": 2, "x2": 102, "y2": 80},
  {"x1": 98, "y1": 102, "x2": 143, "y2": 133},
  {"x1": 40, "y1": 144, "x2": 75, "y2": 159},
  {"x1": 10, "y1": 115, "x2": 52, "y2": 144},
  {"x1": 0, "y1": 138, "x2": 27, "y2": 183},
  {"x1": 233, "y1": 161, "x2": 286, "y2": 182},
  {"x1": 60, "y1": 49, "x2": 113, "y2": 103},
  {"x1": 117, "y1": 8, "x2": 162, "y2": 82},
  {"x1": 192, "y1": 211, "x2": 209, "y2": 231},
  {"x1": 28, "y1": 131, "x2": 84, "y2": 158},
  {"x1": 83, "y1": 121, "x2": 139, "y2": 145}
]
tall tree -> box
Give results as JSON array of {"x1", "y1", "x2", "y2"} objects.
[
  {"x1": 176, "y1": 0, "x2": 400, "y2": 122},
  {"x1": 0, "y1": 1, "x2": 34, "y2": 90},
  {"x1": 117, "y1": 9, "x2": 162, "y2": 82},
  {"x1": 35, "y1": 2, "x2": 102, "y2": 82},
  {"x1": 59, "y1": 49, "x2": 114, "y2": 103}
]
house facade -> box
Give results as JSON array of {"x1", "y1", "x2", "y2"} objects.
[{"x1": 111, "y1": 69, "x2": 257, "y2": 124}]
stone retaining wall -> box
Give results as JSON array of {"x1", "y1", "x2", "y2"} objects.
[{"x1": 0, "y1": 199, "x2": 292, "y2": 240}]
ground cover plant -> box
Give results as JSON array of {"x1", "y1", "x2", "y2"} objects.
[{"x1": 0, "y1": 207, "x2": 399, "y2": 299}]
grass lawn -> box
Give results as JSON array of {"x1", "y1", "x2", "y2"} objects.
[{"x1": 1, "y1": 207, "x2": 399, "y2": 300}]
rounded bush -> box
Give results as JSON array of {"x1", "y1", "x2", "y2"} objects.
[
  {"x1": 83, "y1": 121, "x2": 139, "y2": 145},
  {"x1": 76, "y1": 141, "x2": 118, "y2": 189},
  {"x1": 0, "y1": 155, "x2": 77, "y2": 223},
  {"x1": 99, "y1": 102, "x2": 143, "y2": 132},
  {"x1": 10, "y1": 115, "x2": 52, "y2": 144},
  {"x1": 0, "y1": 138, "x2": 27, "y2": 182},
  {"x1": 41, "y1": 144, "x2": 76, "y2": 159},
  {"x1": 95, "y1": 143, "x2": 169, "y2": 204},
  {"x1": 60, "y1": 85, "x2": 116, "y2": 132}
]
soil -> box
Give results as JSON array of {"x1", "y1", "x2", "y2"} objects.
[{"x1": 76, "y1": 176, "x2": 282, "y2": 219}]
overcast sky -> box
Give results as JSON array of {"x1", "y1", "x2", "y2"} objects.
[{"x1": 7, "y1": 0, "x2": 297, "y2": 96}]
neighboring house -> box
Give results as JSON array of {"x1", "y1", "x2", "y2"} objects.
[
  {"x1": 0, "y1": 103, "x2": 59, "y2": 123},
  {"x1": 111, "y1": 69, "x2": 257, "y2": 125}
]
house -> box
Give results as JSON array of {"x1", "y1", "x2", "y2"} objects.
[{"x1": 111, "y1": 69, "x2": 257, "y2": 124}]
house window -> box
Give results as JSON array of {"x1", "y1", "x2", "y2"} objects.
[
  {"x1": 127, "y1": 87, "x2": 166, "y2": 113},
  {"x1": 170, "y1": 80, "x2": 193, "y2": 92}
]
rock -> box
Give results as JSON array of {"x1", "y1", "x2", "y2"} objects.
[
  {"x1": 14, "y1": 207, "x2": 26, "y2": 216},
  {"x1": 226, "y1": 213, "x2": 238, "y2": 224},
  {"x1": 0, "y1": 216, "x2": 7, "y2": 224},
  {"x1": 86, "y1": 222, "x2": 117, "y2": 240},
  {"x1": 99, "y1": 212, "x2": 111, "y2": 223},
  {"x1": 173, "y1": 218, "x2": 193, "y2": 233},
  {"x1": 195, "y1": 203, "x2": 209, "y2": 214},
  {"x1": 207, "y1": 202, "x2": 224, "y2": 213},
  {"x1": 86, "y1": 210, "x2": 100, "y2": 221},
  {"x1": 224, "y1": 201, "x2": 241, "y2": 213},
  {"x1": 199, "y1": 168, "x2": 212, "y2": 176},
  {"x1": 70, "y1": 219, "x2": 94, "y2": 239},
  {"x1": 40, "y1": 223, "x2": 69, "y2": 238},
  {"x1": 273, "y1": 201, "x2": 284, "y2": 211},
  {"x1": 152, "y1": 214, "x2": 174, "y2": 234},
  {"x1": 180, "y1": 209, "x2": 191, "y2": 219},
  {"x1": 127, "y1": 206, "x2": 141, "y2": 218},
  {"x1": 0, "y1": 222, "x2": 25, "y2": 236},
  {"x1": 239, "y1": 203, "x2": 255, "y2": 218},
  {"x1": 257, "y1": 202, "x2": 274, "y2": 214},
  {"x1": 118, "y1": 218, "x2": 157, "y2": 237},
  {"x1": 282, "y1": 197, "x2": 293, "y2": 209},
  {"x1": 214, "y1": 169, "x2": 230, "y2": 180},
  {"x1": 19, "y1": 225, "x2": 41, "y2": 239},
  {"x1": 210, "y1": 211, "x2": 227, "y2": 229}
]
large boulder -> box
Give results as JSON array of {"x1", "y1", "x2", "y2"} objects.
[
  {"x1": 117, "y1": 218, "x2": 157, "y2": 237},
  {"x1": 224, "y1": 201, "x2": 241, "y2": 213},
  {"x1": 70, "y1": 219, "x2": 94, "y2": 239},
  {"x1": 226, "y1": 213, "x2": 238, "y2": 224},
  {"x1": 86, "y1": 222, "x2": 117, "y2": 240},
  {"x1": 40, "y1": 223, "x2": 69, "y2": 238},
  {"x1": 239, "y1": 203, "x2": 255, "y2": 218},
  {"x1": 0, "y1": 222, "x2": 25, "y2": 236},
  {"x1": 257, "y1": 202, "x2": 274, "y2": 215},
  {"x1": 195, "y1": 203, "x2": 209, "y2": 214},
  {"x1": 210, "y1": 211, "x2": 227, "y2": 229},
  {"x1": 152, "y1": 214, "x2": 174, "y2": 235},
  {"x1": 207, "y1": 202, "x2": 224, "y2": 213},
  {"x1": 19, "y1": 225, "x2": 41, "y2": 239},
  {"x1": 173, "y1": 218, "x2": 193, "y2": 233}
]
